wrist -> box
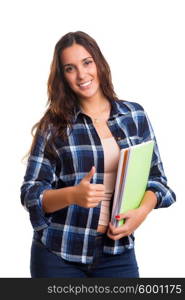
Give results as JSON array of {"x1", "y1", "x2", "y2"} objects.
[
  {"x1": 67, "y1": 186, "x2": 77, "y2": 205},
  {"x1": 138, "y1": 205, "x2": 150, "y2": 217},
  {"x1": 139, "y1": 191, "x2": 157, "y2": 215}
]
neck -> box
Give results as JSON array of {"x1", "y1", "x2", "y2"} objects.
[{"x1": 79, "y1": 97, "x2": 110, "y2": 114}]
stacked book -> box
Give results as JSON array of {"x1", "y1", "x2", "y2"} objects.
[{"x1": 111, "y1": 140, "x2": 154, "y2": 227}]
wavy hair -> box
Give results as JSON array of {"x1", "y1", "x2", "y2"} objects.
[{"x1": 28, "y1": 31, "x2": 118, "y2": 159}]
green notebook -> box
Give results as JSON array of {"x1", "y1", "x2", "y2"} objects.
[{"x1": 111, "y1": 140, "x2": 154, "y2": 227}]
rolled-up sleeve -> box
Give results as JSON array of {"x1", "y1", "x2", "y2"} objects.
[
  {"x1": 20, "y1": 130, "x2": 57, "y2": 231},
  {"x1": 141, "y1": 109, "x2": 176, "y2": 208}
]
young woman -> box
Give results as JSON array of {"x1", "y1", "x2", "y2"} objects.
[{"x1": 20, "y1": 31, "x2": 176, "y2": 278}]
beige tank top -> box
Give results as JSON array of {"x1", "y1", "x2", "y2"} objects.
[{"x1": 98, "y1": 137, "x2": 120, "y2": 226}]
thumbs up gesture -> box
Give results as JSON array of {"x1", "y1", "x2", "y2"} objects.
[{"x1": 73, "y1": 166, "x2": 105, "y2": 208}]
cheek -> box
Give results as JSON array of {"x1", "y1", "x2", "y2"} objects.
[
  {"x1": 92, "y1": 67, "x2": 99, "y2": 83},
  {"x1": 92, "y1": 66, "x2": 98, "y2": 77},
  {"x1": 94, "y1": 74, "x2": 100, "y2": 86},
  {"x1": 65, "y1": 75, "x2": 76, "y2": 88}
]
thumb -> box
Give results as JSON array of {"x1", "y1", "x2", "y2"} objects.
[
  {"x1": 83, "y1": 166, "x2": 96, "y2": 182},
  {"x1": 115, "y1": 212, "x2": 128, "y2": 220}
]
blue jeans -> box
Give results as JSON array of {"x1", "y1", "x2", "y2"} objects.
[{"x1": 30, "y1": 233, "x2": 139, "y2": 278}]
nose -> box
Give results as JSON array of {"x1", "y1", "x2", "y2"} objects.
[{"x1": 76, "y1": 66, "x2": 86, "y2": 80}]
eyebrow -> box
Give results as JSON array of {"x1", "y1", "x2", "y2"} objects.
[{"x1": 63, "y1": 56, "x2": 93, "y2": 68}]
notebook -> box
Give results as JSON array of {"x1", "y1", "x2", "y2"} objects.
[{"x1": 111, "y1": 140, "x2": 154, "y2": 227}]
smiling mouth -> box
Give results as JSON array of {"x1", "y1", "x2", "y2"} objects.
[{"x1": 78, "y1": 80, "x2": 92, "y2": 87}]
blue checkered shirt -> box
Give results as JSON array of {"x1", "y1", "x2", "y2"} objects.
[{"x1": 20, "y1": 99, "x2": 176, "y2": 264}]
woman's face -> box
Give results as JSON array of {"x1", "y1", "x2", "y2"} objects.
[{"x1": 61, "y1": 43, "x2": 102, "y2": 102}]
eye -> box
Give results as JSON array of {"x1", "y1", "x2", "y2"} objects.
[
  {"x1": 84, "y1": 60, "x2": 93, "y2": 66},
  {"x1": 64, "y1": 66, "x2": 75, "y2": 73}
]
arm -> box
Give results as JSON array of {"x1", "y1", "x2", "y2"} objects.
[
  {"x1": 107, "y1": 106, "x2": 176, "y2": 240},
  {"x1": 20, "y1": 129, "x2": 60, "y2": 231},
  {"x1": 43, "y1": 166, "x2": 105, "y2": 213},
  {"x1": 142, "y1": 109, "x2": 176, "y2": 208},
  {"x1": 41, "y1": 187, "x2": 74, "y2": 213},
  {"x1": 21, "y1": 132, "x2": 104, "y2": 222},
  {"x1": 139, "y1": 190, "x2": 157, "y2": 213},
  {"x1": 107, "y1": 190, "x2": 157, "y2": 240}
]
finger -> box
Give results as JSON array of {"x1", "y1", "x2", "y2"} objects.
[
  {"x1": 109, "y1": 222, "x2": 121, "y2": 234},
  {"x1": 83, "y1": 166, "x2": 96, "y2": 182},
  {"x1": 90, "y1": 184, "x2": 105, "y2": 191},
  {"x1": 90, "y1": 191, "x2": 106, "y2": 197},
  {"x1": 88, "y1": 197, "x2": 104, "y2": 203},
  {"x1": 107, "y1": 225, "x2": 130, "y2": 239},
  {"x1": 107, "y1": 231, "x2": 128, "y2": 240},
  {"x1": 115, "y1": 213, "x2": 129, "y2": 221},
  {"x1": 87, "y1": 201, "x2": 101, "y2": 208},
  {"x1": 109, "y1": 222, "x2": 128, "y2": 235},
  {"x1": 88, "y1": 198, "x2": 105, "y2": 203}
]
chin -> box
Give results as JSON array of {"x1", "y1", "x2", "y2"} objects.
[
  {"x1": 81, "y1": 94, "x2": 98, "y2": 101},
  {"x1": 76, "y1": 89, "x2": 95, "y2": 99}
]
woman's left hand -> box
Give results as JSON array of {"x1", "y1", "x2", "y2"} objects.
[{"x1": 107, "y1": 207, "x2": 148, "y2": 240}]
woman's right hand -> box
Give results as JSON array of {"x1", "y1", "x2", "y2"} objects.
[{"x1": 72, "y1": 166, "x2": 105, "y2": 208}]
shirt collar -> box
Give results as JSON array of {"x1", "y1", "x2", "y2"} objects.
[{"x1": 73, "y1": 98, "x2": 128, "y2": 123}]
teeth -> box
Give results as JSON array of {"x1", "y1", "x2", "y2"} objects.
[{"x1": 79, "y1": 81, "x2": 91, "y2": 87}]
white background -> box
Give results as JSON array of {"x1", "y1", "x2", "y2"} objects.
[{"x1": 0, "y1": 0, "x2": 184, "y2": 277}]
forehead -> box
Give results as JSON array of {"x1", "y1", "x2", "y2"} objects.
[{"x1": 60, "y1": 44, "x2": 92, "y2": 64}]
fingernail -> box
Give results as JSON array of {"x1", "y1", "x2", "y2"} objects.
[{"x1": 115, "y1": 215, "x2": 120, "y2": 219}]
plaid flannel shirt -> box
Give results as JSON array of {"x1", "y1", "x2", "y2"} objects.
[{"x1": 20, "y1": 99, "x2": 176, "y2": 264}]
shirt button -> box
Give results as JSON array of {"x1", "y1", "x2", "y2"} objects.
[{"x1": 117, "y1": 137, "x2": 121, "y2": 141}]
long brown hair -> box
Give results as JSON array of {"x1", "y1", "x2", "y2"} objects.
[{"x1": 28, "y1": 31, "x2": 118, "y2": 159}]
